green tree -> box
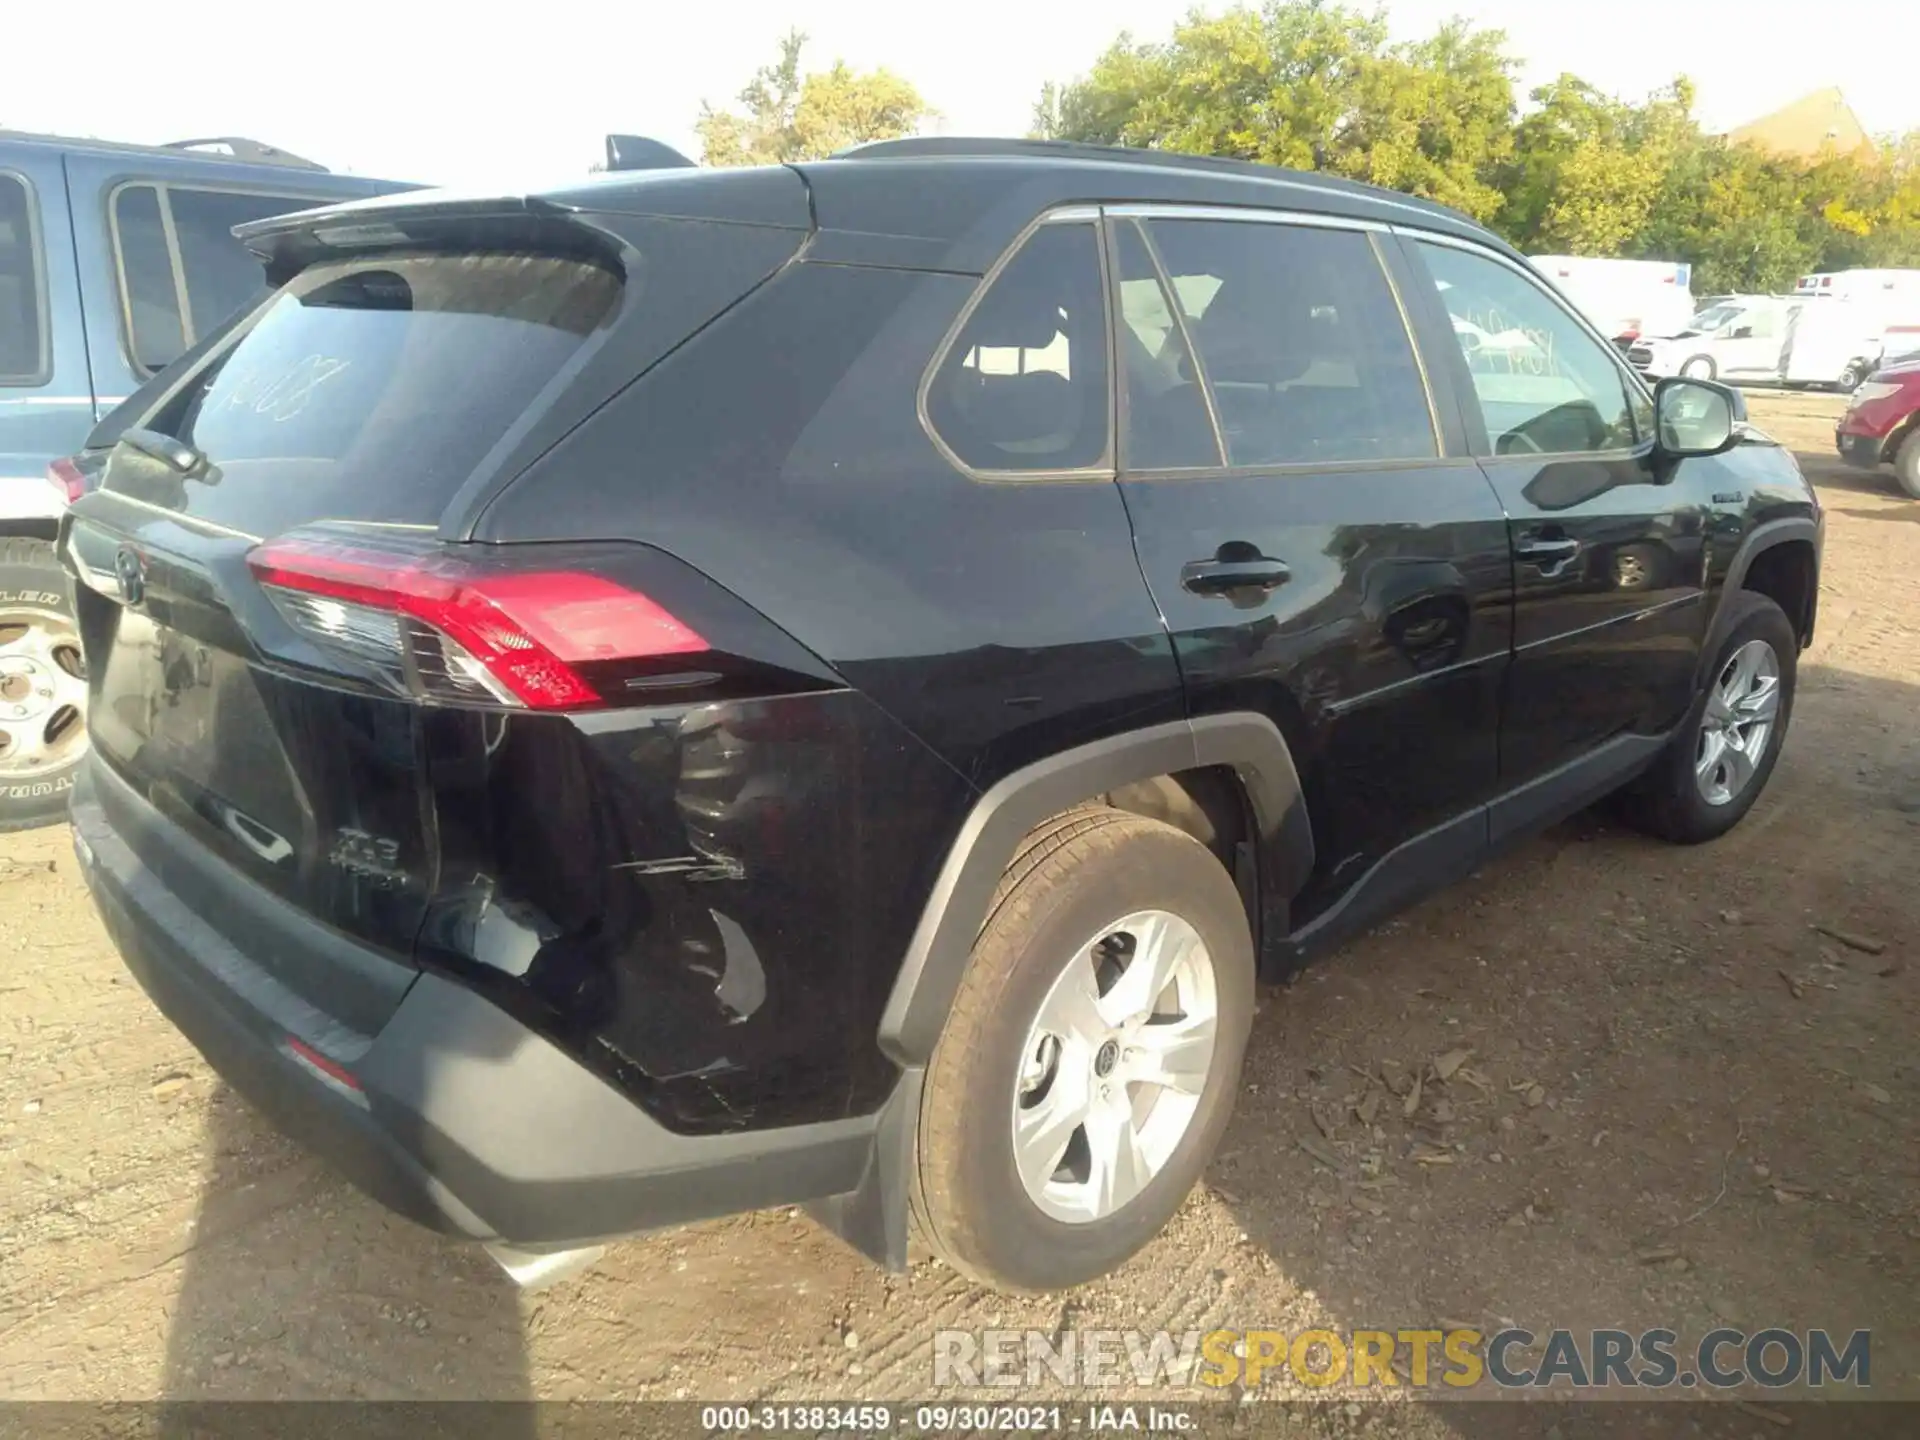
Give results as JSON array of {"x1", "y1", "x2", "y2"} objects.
[
  {"x1": 1034, "y1": 3, "x2": 1920, "y2": 288},
  {"x1": 1037, "y1": 2, "x2": 1517, "y2": 220},
  {"x1": 1634, "y1": 137, "x2": 1837, "y2": 294},
  {"x1": 1340, "y1": 20, "x2": 1516, "y2": 221},
  {"x1": 698, "y1": 30, "x2": 931, "y2": 166},
  {"x1": 1496, "y1": 76, "x2": 1696, "y2": 255}
]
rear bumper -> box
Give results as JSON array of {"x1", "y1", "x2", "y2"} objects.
[{"x1": 71, "y1": 758, "x2": 876, "y2": 1248}]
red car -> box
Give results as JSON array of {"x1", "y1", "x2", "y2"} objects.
[{"x1": 1836, "y1": 357, "x2": 1920, "y2": 497}]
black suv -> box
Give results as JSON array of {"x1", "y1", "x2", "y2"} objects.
[{"x1": 62, "y1": 138, "x2": 1821, "y2": 1294}]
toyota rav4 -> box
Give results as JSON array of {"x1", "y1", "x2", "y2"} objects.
[{"x1": 62, "y1": 138, "x2": 1821, "y2": 1294}]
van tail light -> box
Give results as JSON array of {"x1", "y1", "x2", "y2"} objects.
[
  {"x1": 48, "y1": 457, "x2": 86, "y2": 503},
  {"x1": 247, "y1": 528, "x2": 707, "y2": 711}
]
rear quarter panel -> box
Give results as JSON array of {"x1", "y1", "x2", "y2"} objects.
[{"x1": 469, "y1": 258, "x2": 1185, "y2": 1130}]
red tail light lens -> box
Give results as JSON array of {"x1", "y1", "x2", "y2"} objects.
[
  {"x1": 247, "y1": 531, "x2": 707, "y2": 711},
  {"x1": 48, "y1": 457, "x2": 86, "y2": 503}
]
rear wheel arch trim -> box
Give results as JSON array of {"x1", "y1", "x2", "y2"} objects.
[
  {"x1": 877, "y1": 713, "x2": 1312, "y2": 1068},
  {"x1": 1705, "y1": 517, "x2": 1820, "y2": 674}
]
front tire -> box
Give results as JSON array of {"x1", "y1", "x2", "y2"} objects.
[
  {"x1": 1837, "y1": 359, "x2": 1869, "y2": 392},
  {"x1": 911, "y1": 808, "x2": 1254, "y2": 1292},
  {"x1": 1893, "y1": 429, "x2": 1920, "y2": 500},
  {"x1": 0, "y1": 538, "x2": 87, "y2": 833},
  {"x1": 1680, "y1": 355, "x2": 1717, "y2": 381},
  {"x1": 1619, "y1": 591, "x2": 1796, "y2": 844}
]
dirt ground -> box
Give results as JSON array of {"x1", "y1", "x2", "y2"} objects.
[{"x1": 1, "y1": 390, "x2": 1914, "y2": 1420}]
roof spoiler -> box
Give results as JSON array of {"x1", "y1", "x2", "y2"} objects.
[{"x1": 604, "y1": 135, "x2": 697, "y2": 172}]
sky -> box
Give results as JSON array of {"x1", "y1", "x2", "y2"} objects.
[{"x1": 8, "y1": 0, "x2": 1917, "y2": 189}]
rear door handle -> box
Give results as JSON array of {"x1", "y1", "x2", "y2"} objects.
[
  {"x1": 1180, "y1": 556, "x2": 1292, "y2": 597},
  {"x1": 1515, "y1": 536, "x2": 1581, "y2": 567}
]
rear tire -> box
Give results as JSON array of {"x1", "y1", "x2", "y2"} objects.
[
  {"x1": 1837, "y1": 359, "x2": 1869, "y2": 392},
  {"x1": 0, "y1": 538, "x2": 87, "y2": 833},
  {"x1": 1618, "y1": 591, "x2": 1796, "y2": 844},
  {"x1": 911, "y1": 807, "x2": 1254, "y2": 1292},
  {"x1": 1894, "y1": 429, "x2": 1920, "y2": 500}
]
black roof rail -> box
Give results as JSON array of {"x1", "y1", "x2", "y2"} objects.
[
  {"x1": 165, "y1": 136, "x2": 326, "y2": 171},
  {"x1": 835, "y1": 136, "x2": 1467, "y2": 219},
  {"x1": 839, "y1": 135, "x2": 1303, "y2": 179},
  {"x1": 604, "y1": 135, "x2": 697, "y2": 172},
  {"x1": 0, "y1": 128, "x2": 331, "y2": 171}
]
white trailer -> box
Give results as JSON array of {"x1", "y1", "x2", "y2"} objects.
[{"x1": 1528, "y1": 255, "x2": 1697, "y2": 344}]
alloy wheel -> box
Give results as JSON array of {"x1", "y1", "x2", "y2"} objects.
[
  {"x1": 1695, "y1": 638, "x2": 1780, "y2": 807},
  {"x1": 0, "y1": 605, "x2": 88, "y2": 782},
  {"x1": 1010, "y1": 909, "x2": 1218, "y2": 1223}
]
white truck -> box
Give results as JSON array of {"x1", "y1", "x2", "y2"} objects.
[
  {"x1": 1782, "y1": 270, "x2": 1920, "y2": 390},
  {"x1": 1528, "y1": 255, "x2": 1697, "y2": 346}
]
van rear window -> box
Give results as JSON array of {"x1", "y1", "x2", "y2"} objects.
[
  {"x1": 113, "y1": 252, "x2": 620, "y2": 536},
  {"x1": 0, "y1": 173, "x2": 47, "y2": 384}
]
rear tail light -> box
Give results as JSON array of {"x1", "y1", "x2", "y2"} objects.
[
  {"x1": 247, "y1": 529, "x2": 707, "y2": 711},
  {"x1": 47, "y1": 457, "x2": 85, "y2": 503}
]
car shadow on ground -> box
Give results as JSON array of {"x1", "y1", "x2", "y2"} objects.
[
  {"x1": 1208, "y1": 657, "x2": 1919, "y2": 1413},
  {"x1": 1830, "y1": 505, "x2": 1920, "y2": 526},
  {"x1": 156, "y1": 1090, "x2": 537, "y2": 1429},
  {"x1": 1786, "y1": 440, "x2": 1901, "y2": 503}
]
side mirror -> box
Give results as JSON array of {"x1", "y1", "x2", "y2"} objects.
[
  {"x1": 1653, "y1": 376, "x2": 1737, "y2": 457},
  {"x1": 1730, "y1": 325, "x2": 1754, "y2": 338}
]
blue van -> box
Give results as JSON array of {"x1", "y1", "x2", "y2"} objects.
[{"x1": 0, "y1": 131, "x2": 410, "y2": 829}]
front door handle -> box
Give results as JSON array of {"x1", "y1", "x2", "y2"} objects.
[{"x1": 1180, "y1": 556, "x2": 1292, "y2": 597}]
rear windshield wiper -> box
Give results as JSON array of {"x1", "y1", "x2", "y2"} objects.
[{"x1": 114, "y1": 428, "x2": 218, "y2": 484}]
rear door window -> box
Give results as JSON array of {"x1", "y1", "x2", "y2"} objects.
[
  {"x1": 112, "y1": 184, "x2": 329, "y2": 374},
  {"x1": 0, "y1": 172, "x2": 48, "y2": 384},
  {"x1": 1112, "y1": 219, "x2": 1222, "y2": 470},
  {"x1": 1143, "y1": 218, "x2": 1438, "y2": 467},
  {"x1": 926, "y1": 221, "x2": 1111, "y2": 474},
  {"x1": 112, "y1": 252, "x2": 621, "y2": 536}
]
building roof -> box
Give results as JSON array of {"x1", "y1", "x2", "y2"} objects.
[{"x1": 1727, "y1": 88, "x2": 1872, "y2": 159}]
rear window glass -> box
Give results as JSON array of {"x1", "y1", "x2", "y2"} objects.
[
  {"x1": 1, "y1": 173, "x2": 49, "y2": 384},
  {"x1": 113, "y1": 252, "x2": 620, "y2": 535},
  {"x1": 0, "y1": 173, "x2": 46, "y2": 384}
]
